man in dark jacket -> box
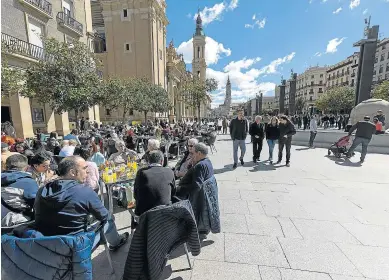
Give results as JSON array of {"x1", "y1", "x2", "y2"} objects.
[
  {"x1": 277, "y1": 116, "x2": 296, "y2": 167},
  {"x1": 249, "y1": 116, "x2": 265, "y2": 163},
  {"x1": 134, "y1": 151, "x2": 175, "y2": 216},
  {"x1": 34, "y1": 156, "x2": 129, "y2": 250},
  {"x1": 347, "y1": 116, "x2": 377, "y2": 163},
  {"x1": 229, "y1": 109, "x2": 248, "y2": 169},
  {"x1": 1, "y1": 154, "x2": 38, "y2": 226}
]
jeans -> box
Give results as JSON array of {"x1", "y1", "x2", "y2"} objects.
[
  {"x1": 267, "y1": 139, "x2": 276, "y2": 161},
  {"x1": 278, "y1": 136, "x2": 292, "y2": 163},
  {"x1": 252, "y1": 138, "x2": 263, "y2": 160},
  {"x1": 233, "y1": 139, "x2": 246, "y2": 164},
  {"x1": 348, "y1": 137, "x2": 370, "y2": 161},
  {"x1": 309, "y1": 131, "x2": 317, "y2": 147},
  {"x1": 92, "y1": 218, "x2": 122, "y2": 249}
]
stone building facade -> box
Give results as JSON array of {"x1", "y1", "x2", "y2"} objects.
[
  {"x1": 1, "y1": 0, "x2": 98, "y2": 137},
  {"x1": 373, "y1": 38, "x2": 389, "y2": 83},
  {"x1": 326, "y1": 52, "x2": 359, "y2": 89}
]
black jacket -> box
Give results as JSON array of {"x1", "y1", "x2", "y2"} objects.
[
  {"x1": 348, "y1": 121, "x2": 376, "y2": 140},
  {"x1": 279, "y1": 121, "x2": 296, "y2": 138},
  {"x1": 34, "y1": 179, "x2": 108, "y2": 236},
  {"x1": 249, "y1": 122, "x2": 265, "y2": 140},
  {"x1": 134, "y1": 166, "x2": 175, "y2": 216},
  {"x1": 229, "y1": 118, "x2": 248, "y2": 140},
  {"x1": 265, "y1": 125, "x2": 280, "y2": 140}
]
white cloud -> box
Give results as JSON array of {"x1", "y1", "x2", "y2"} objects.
[
  {"x1": 186, "y1": 13, "x2": 192, "y2": 18},
  {"x1": 194, "y1": 0, "x2": 238, "y2": 26},
  {"x1": 349, "y1": 0, "x2": 360, "y2": 9},
  {"x1": 362, "y1": 9, "x2": 368, "y2": 15},
  {"x1": 322, "y1": 0, "x2": 328, "y2": 2},
  {"x1": 333, "y1": 7, "x2": 342, "y2": 14},
  {"x1": 207, "y1": 53, "x2": 296, "y2": 107},
  {"x1": 228, "y1": 0, "x2": 239, "y2": 10},
  {"x1": 314, "y1": 52, "x2": 322, "y2": 57},
  {"x1": 176, "y1": 37, "x2": 231, "y2": 65},
  {"x1": 245, "y1": 16, "x2": 266, "y2": 29},
  {"x1": 326, "y1": 37, "x2": 346, "y2": 53}
]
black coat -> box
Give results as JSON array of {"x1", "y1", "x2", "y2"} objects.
[
  {"x1": 249, "y1": 122, "x2": 265, "y2": 140},
  {"x1": 265, "y1": 125, "x2": 280, "y2": 140},
  {"x1": 134, "y1": 166, "x2": 175, "y2": 216},
  {"x1": 229, "y1": 118, "x2": 248, "y2": 140}
]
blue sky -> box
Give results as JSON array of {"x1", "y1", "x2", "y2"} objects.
[{"x1": 166, "y1": 0, "x2": 389, "y2": 107}]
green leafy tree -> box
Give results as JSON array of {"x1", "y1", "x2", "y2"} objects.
[
  {"x1": 295, "y1": 97, "x2": 306, "y2": 114},
  {"x1": 23, "y1": 38, "x2": 102, "y2": 124},
  {"x1": 1, "y1": 60, "x2": 25, "y2": 97},
  {"x1": 315, "y1": 86, "x2": 354, "y2": 113},
  {"x1": 183, "y1": 78, "x2": 218, "y2": 118},
  {"x1": 372, "y1": 80, "x2": 389, "y2": 101}
]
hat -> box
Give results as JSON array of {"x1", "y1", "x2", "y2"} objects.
[
  {"x1": 363, "y1": 116, "x2": 371, "y2": 121},
  {"x1": 1, "y1": 142, "x2": 9, "y2": 149}
]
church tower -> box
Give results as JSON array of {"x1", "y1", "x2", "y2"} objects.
[
  {"x1": 192, "y1": 11, "x2": 206, "y2": 81},
  {"x1": 223, "y1": 76, "x2": 232, "y2": 115}
]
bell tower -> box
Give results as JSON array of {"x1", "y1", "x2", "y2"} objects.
[{"x1": 192, "y1": 10, "x2": 206, "y2": 81}]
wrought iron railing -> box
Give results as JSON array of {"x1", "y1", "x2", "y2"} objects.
[
  {"x1": 23, "y1": 0, "x2": 52, "y2": 16},
  {"x1": 57, "y1": 12, "x2": 83, "y2": 35},
  {"x1": 1, "y1": 33, "x2": 49, "y2": 61}
]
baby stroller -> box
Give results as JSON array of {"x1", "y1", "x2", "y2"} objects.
[{"x1": 327, "y1": 135, "x2": 352, "y2": 158}]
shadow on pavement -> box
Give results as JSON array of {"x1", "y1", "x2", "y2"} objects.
[
  {"x1": 249, "y1": 162, "x2": 277, "y2": 172},
  {"x1": 324, "y1": 155, "x2": 362, "y2": 167},
  {"x1": 295, "y1": 147, "x2": 311, "y2": 151},
  {"x1": 217, "y1": 139, "x2": 232, "y2": 142},
  {"x1": 214, "y1": 164, "x2": 234, "y2": 174}
]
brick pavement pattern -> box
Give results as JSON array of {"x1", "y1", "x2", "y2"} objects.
[{"x1": 92, "y1": 134, "x2": 389, "y2": 280}]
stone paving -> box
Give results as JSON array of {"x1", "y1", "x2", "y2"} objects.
[{"x1": 92, "y1": 134, "x2": 389, "y2": 280}]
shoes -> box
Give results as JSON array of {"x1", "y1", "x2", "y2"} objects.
[
  {"x1": 233, "y1": 163, "x2": 237, "y2": 169},
  {"x1": 269, "y1": 160, "x2": 273, "y2": 165},
  {"x1": 253, "y1": 159, "x2": 257, "y2": 163},
  {"x1": 286, "y1": 162, "x2": 290, "y2": 167},
  {"x1": 240, "y1": 159, "x2": 244, "y2": 166},
  {"x1": 276, "y1": 160, "x2": 281, "y2": 164},
  {"x1": 109, "y1": 232, "x2": 130, "y2": 251},
  {"x1": 360, "y1": 159, "x2": 364, "y2": 163}
]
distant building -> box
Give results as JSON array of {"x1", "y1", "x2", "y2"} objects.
[
  {"x1": 373, "y1": 38, "x2": 389, "y2": 83},
  {"x1": 326, "y1": 52, "x2": 359, "y2": 89}
]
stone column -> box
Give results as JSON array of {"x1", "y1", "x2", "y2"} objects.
[
  {"x1": 9, "y1": 94, "x2": 34, "y2": 138},
  {"x1": 93, "y1": 105, "x2": 101, "y2": 124},
  {"x1": 288, "y1": 73, "x2": 297, "y2": 115},
  {"x1": 54, "y1": 112, "x2": 70, "y2": 136},
  {"x1": 44, "y1": 104, "x2": 57, "y2": 133},
  {"x1": 279, "y1": 80, "x2": 286, "y2": 114}
]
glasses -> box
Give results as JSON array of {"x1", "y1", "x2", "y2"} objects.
[{"x1": 188, "y1": 145, "x2": 194, "y2": 147}]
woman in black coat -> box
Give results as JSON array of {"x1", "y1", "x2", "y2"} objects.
[
  {"x1": 276, "y1": 115, "x2": 296, "y2": 166},
  {"x1": 265, "y1": 116, "x2": 280, "y2": 165}
]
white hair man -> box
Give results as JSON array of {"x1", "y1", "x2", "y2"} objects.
[{"x1": 248, "y1": 115, "x2": 265, "y2": 163}]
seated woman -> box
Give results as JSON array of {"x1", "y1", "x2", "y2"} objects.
[
  {"x1": 141, "y1": 139, "x2": 168, "y2": 167},
  {"x1": 59, "y1": 139, "x2": 78, "y2": 157},
  {"x1": 46, "y1": 132, "x2": 61, "y2": 155},
  {"x1": 174, "y1": 138, "x2": 198, "y2": 179},
  {"x1": 14, "y1": 142, "x2": 34, "y2": 158},
  {"x1": 26, "y1": 153, "x2": 56, "y2": 187},
  {"x1": 176, "y1": 143, "x2": 219, "y2": 239},
  {"x1": 74, "y1": 146, "x2": 100, "y2": 193},
  {"x1": 108, "y1": 140, "x2": 137, "y2": 165},
  {"x1": 90, "y1": 143, "x2": 106, "y2": 167}
]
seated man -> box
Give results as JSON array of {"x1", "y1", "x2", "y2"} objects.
[
  {"x1": 134, "y1": 151, "x2": 175, "y2": 216},
  {"x1": 63, "y1": 129, "x2": 81, "y2": 145},
  {"x1": 1, "y1": 142, "x2": 18, "y2": 171},
  {"x1": 108, "y1": 140, "x2": 137, "y2": 165},
  {"x1": 34, "y1": 156, "x2": 129, "y2": 250},
  {"x1": 1, "y1": 154, "x2": 38, "y2": 226}
]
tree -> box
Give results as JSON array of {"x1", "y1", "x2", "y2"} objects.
[
  {"x1": 372, "y1": 80, "x2": 389, "y2": 101},
  {"x1": 1, "y1": 60, "x2": 25, "y2": 98},
  {"x1": 131, "y1": 78, "x2": 170, "y2": 122},
  {"x1": 102, "y1": 77, "x2": 135, "y2": 121},
  {"x1": 295, "y1": 97, "x2": 306, "y2": 114},
  {"x1": 23, "y1": 38, "x2": 102, "y2": 124},
  {"x1": 183, "y1": 78, "x2": 218, "y2": 118},
  {"x1": 315, "y1": 86, "x2": 354, "y2": 113}
]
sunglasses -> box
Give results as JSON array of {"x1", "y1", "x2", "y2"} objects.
[{"x1": 188, "y1": 145, "x2": 194, "y2": 147}]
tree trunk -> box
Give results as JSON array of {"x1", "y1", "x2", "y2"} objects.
[
  {"x1": 122, "y1": 109, "x2": 127, "y2": 122},
  {"x1": 75, "y1": 109, "x2": 79, "y2": 129},
  {"x1": 197, "y1": 105, "x2": 201, "y2": 120},
  {"x1": 144, "y1": 111, "x2": 148, "y2": 123}
]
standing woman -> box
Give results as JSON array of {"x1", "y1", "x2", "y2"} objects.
[
  {"x1": 265, "y1": 116, "x2": 280, "y2": 165},
  {"x1": 277, "y1": 115, "x2": 296, "y2": 167}
]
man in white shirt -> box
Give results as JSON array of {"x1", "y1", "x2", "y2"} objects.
[{"x1": 309, "y1": 115, "x2": 318, "y2": 148}]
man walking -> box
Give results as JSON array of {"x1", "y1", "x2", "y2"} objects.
[
  {"x1": 222, "y1": 118, "x2": 228, "y2": 134},
  {"x1": 249, "y1": 116, "x2": 265, "y2": 163},
  {"x1": 309, "y1": 115, "x2": 318, "y2": 148},
  {"x1": 347, "y1": 116, "x2": 376, "y2": 163},
  {"x1": 229, "y1": 110, "x2": 248, "y2": 169}
]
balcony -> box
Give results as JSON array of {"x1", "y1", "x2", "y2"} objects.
[
  {"x1": 19, "y1": 0, "x2": 52, "y2": 18},
  {"x1": 56, "y1": 12, "x2": 83, "y2": 36},
  {"x1": 1, "y1": 33, "x2": 51, "y2": 61}
]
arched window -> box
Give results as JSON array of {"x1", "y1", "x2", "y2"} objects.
[{"x1": 197, "y1": 46, "x2": 200, "y2": 58}]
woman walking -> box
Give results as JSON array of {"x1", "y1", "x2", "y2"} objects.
[
  {"x1": 265, "y1": 117, "x2": 280, "y2": 165},
  {"x1": 277, "y1": 115, "x2": 296, "y2": 167}
]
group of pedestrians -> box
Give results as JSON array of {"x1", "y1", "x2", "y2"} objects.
[{"x1": 229, "y1": 109, "x2": 296, "y2": 168}]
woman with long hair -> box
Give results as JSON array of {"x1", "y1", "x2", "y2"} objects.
[
  {"x1": 265, "y1": 116, "x2": 280, "y2": 165},
  {"x1": 277, "y1": 115, "x2": 296, "y2": 167}
]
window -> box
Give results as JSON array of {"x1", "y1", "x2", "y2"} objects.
[
  {"x1": 311, "y1": 81, "x2": 314, "y2": 86},
  {"x1": 318, "y1": 88, "x2": 323, "y2": 93},
  {"x1": 28, "y1": 17, "x2": 44, "y2": 48},
  {"x1": 125, "y1": 43, "x2": 130, "y2": 51},
  {"x1": 375, "y1": 56, "x2": 378, "y2": 63},
  {"x1": 123, "y1": 9, "x2": 128, "y2": 18},
  {"x1": 319, "y1": 80, "x2": 323, "y2": 85},
  {"x1": 309, "y1": 96, "x2": 313, "y2": 101},
  {"x1": 311, "y1": 75, "x2": 314, "y2": 79},
  {"x1": 379, "y1": 66, "x2": 383, "y2": 74},
  {"x1": 381, "y1": 54, "x2": 385, "y2": 62},
  {"x1": 197, "y1": 71, "x2": 200, "y2": 78},
  {"x1": 159, "y1": 49, "x2": 162, "y2": 60},
  {"x1": 378, "y1": 75, "x2": 382, "y2": 81},
  {"x1": 351, "y1": 79, "x2": 354, "y2": 86},
  {"x1": 197, "y1": 47, "x2": 200, "y2": 58},
  {"x1": 383, "y1": 44, "x2": 386, "y2": 50},
  {"x1": 62, "y1": 0, "x2": 72, "y2": 16},
  {"x1": 106, "y1": 108, "x2": 111, "y2": 115},
  {"x1": 320, "y1": 74, "x2": 323, "y2": 78},
  {"x1": 386, "y1": 63, "x2": 389, "y2": 72}
]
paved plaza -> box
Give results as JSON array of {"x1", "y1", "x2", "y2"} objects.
[{"x1": 92, "y1": 134, "x2": 389, "y2": 280}]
